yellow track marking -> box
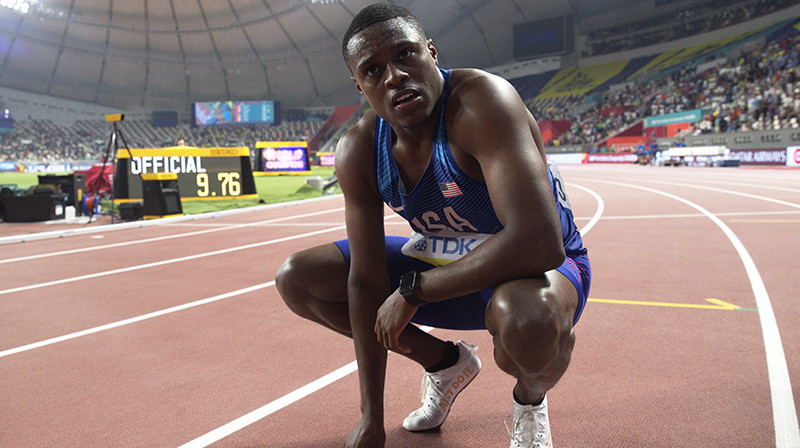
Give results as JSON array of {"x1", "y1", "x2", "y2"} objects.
[
  {"x1": 588, "y1": 297, "x2": 755, "y2": 311},
  {"x1": 704, "y1": 298, "x2": 743, "y2": 310}
]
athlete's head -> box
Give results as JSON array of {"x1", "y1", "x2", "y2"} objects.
[
  {"x1": 341, "y1": 3, "x2": 424, "y2": 64},
  {"x1": 342, "y1": 3, "x2": 443, "y2": 128}
]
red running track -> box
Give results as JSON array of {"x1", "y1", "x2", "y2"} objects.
[{"x1": 1, "y1": 164, "x2": 798, "y2": 448}]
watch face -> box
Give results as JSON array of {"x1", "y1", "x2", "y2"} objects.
[
  {"x1": 400, "y1": 272, "x2": 415, "y2": 293},
  {"x1": 399, "y1": 271, "x2": 425, "y2": 306}
]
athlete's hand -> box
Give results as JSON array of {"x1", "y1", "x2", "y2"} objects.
[
  {"x1": 343, "y1": 414, "x2": 385, "y2": 448},
  {"x1": 374, "y1": 290, "x2": 416, "y2": 354}
]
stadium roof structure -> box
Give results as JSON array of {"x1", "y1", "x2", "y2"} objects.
[{"x1": 0, "y1": 0, "x2": 627, "y2": 112}]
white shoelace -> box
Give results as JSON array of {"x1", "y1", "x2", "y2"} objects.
[
  {"x1": 505, "y1": 405, "x2": 547, "y2": 447},
  {"x1": 418, "y1": 370, "x2": 444, "y2": 404}
]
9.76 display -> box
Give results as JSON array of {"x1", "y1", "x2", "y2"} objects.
[{"x1": 113, "y1": 147, "x2": 257, "y2": 202}]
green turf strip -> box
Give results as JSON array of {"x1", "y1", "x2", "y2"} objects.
[{"x1": 0, "y1": 166, "x2": 337, "y2": 215}]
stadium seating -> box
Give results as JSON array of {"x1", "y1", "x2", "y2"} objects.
[
  {"x1": 0, "y1": 118, "x2": 326, "y2": 163},
  {"x1": 1, "y1": 1, "x2": 799, "y2": 162},
  {"x1": 516, "y1": 18, "x2": 800, "y2": 149}
]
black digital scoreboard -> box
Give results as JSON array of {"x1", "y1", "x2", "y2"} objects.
[
  {"x1": 113, "y1": 146, "x2": 257, "y2": 203},
  {"x1": 513, "y1": 15, "x2": 574, "y2": 60}
]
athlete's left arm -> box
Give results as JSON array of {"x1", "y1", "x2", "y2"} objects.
[{"x1": 418, "y1": 72, "x2": 566, "y2": 301}]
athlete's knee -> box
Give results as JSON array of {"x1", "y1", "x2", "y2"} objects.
[
  {"x1": 275, "y1": 252, "x2": 303, "y2": 304},
  {"x1": 275, "y1": 244, "x2": 349, "y2": 315},
  {"x1": 488, "y1": 281, "x2": 573, "y2": 354},
  {"x1": 275, "y1": 250, "x2": 326, "y2": 315}
]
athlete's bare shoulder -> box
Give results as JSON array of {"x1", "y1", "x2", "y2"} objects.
[
  {"x1": 335, "y1": 109, "x2": 380, "y2": 197},
  {"x1": 445, "y1": 68, "x2": 534, "y2": 158},
  {"x1": 445, "y1": 68, "x2": 527, "y2": 130},
  {"x1": 447, "y1": 68, "x2": 517, "y2": 104},
  {"x1": 336, "y1": 110, "x2": 376, "y2": 165}
]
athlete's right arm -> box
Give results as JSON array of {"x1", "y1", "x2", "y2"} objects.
[{"x1": 335, "y1": 115, "x2": 390, "y2": 448}]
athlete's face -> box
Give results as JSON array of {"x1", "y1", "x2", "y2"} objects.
[{"x1": 345, "y1": 18, "x2": 443, "y2": 129}]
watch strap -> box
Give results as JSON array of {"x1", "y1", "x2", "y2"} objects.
[{"x1": 399, "y1": 271, "x2": 427, "y2": 307}]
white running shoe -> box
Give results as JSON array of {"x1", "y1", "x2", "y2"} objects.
[
  {"x1": 505, "y1": 395, "x2": 553, "y2": 448},
  {"x1": 402, "y1": 340, "x2": 481, "y2": 431}
]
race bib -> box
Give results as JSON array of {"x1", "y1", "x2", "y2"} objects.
[
  {"x1": 548, "y1": 162, "x2": 572, "y2": 211},
  {"x1": 401, "y1": 230, "x2": 493, "y2": 266}
]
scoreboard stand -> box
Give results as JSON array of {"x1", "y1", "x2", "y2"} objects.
[
  {"x1": 141, "y1": 173, "x2": 183, "y2": 219},
  {"x1": 113, "y1": 146, "x2": 257, "y2": 205}
]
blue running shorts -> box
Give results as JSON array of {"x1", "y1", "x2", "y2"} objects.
[{"x1": 333, "y1": 236, "x2": 590, "y2": 330}]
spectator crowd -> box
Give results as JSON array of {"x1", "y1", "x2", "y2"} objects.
[
  {"x1": 0, "y1": 118, "x2": 324, "y2": 163},
  {"x1": 2, "y1": 11, "x2": 800, "y2": 162},
  {"x1": 584, "y1": 0, "x2": 796, "y2": 56},
  {"x1": 530, "y1": 31, "x2": 800, "y2": 149}
]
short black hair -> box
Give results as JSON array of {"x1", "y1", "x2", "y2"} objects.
[{"x1": 341, "y1": 3, "x2": 424, "y2": 60}]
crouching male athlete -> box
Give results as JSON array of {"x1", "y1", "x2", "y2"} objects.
[{"x1": 275, "y1": 3, "x2": 590, "y2": 447}]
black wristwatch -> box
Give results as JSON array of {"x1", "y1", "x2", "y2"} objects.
[{"x1": 399, "y1": 271, "x2": 427, "y2": 307}]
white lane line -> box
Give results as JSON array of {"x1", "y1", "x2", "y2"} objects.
[
  {"x1": 0, "y1": 225, "x2": 346, "y2": 297},
  {"x1": 0, "y1": 207, "x2": 345, "y2": 265},
  {"x1": 176, "y1": 327, "x2": 435, "y2": 448},
  {"x1": 639, "y1": 179, "x2": 800, "y2": 210},
  {"x1": 3, "y1": 188, "x2": 605, "y2": 446},
  {"x1": 626, "y1": 173, "x2": 800, "y2": 189},
  {"x1": 0, "y1": 214, "x2": 405, "y2": 354},
  {"x1": 0, "y1": 216, "x2": 408, "y2": 295},
  {"x1": 598, "y1": 179, "x2": 800, "y2": 448},
  {"x1": 178, "y1": 360, "x2": 358, "y2": 448},
  {"x1": 579, "y1": 210, "x2": 800, "y2": 221},
  {"x1": 178, "y1": 189, "x2": 606, "y2": 447},
  {"x1": 0, "y1": 194, "x2": 345, "y2": 245},
  {"x1": 0, "y1": 212, "x2": 408, "y2": 296},
  {"x1": 0, "y1": 282, "x2": 274, "y2": 359},
  {"x1": 664, "y1": 178, "x2": 800, "y2": 194},
  {"x1": 567, "y1": 183, "x2": 603, "y2": 234}
]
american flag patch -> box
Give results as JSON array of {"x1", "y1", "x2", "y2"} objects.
[{"x1": 439, "y1": 181, "x2": 463, "y2": 198}]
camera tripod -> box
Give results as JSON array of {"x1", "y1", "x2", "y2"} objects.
[{"x1": 89, "y1": 114, "x2": 132, "y2": 225}]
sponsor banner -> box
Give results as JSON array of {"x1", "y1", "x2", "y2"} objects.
[
  {"x1": 1, "y1": 160, "x2": 96, "y2": 172},
  {"x1": 24, "y1": 163, "x2": 70, "y2": 173},
  {"x1": 0, "y1": 161, "x2": 20, "y2": 172},
  {"x1": 72, "y1": 162, "x2": 96, "y2": 171},
  {"x1": 658, "y1": 129, "x2": 800, "y2": 150},
  {"x1": 645, "y1": 109, "x2": 705, "y2": 127},
  {"x1": 788, "y1": 146, "x2": 800, "y2": 167},
  {"x1": 546, "y1": 153, "x2": 585, "y2": 165},
  {"x1": 584, "y1": 153, "x2": 638, "y2": 163},
  {"x1": 668, "y1": 146, "x2": 727, "y2": 157},
  {"x1": 729, "y1": 149, "x2": 788, "y2": 166}
]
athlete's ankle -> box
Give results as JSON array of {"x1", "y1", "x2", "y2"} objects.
[
  {"x1": 425, "y1": 341, "x2": 459, "y2": 372},
  {"x1": 513, "y1": 388, "x2": 545, "y2": 407}
]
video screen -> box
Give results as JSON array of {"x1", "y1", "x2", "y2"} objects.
[
  {"x1": 317, "y1": 152, "x2": 336, "y2": 167},
  {"x1": 194, "y1": 100, "x2": 277, "y2": 126},
  {"x1": 260, "y1": 145, "x2": 309, "y2": 172},
  {"x1": 513, "y1": 15, "x2": 573, "y2": 60}
]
